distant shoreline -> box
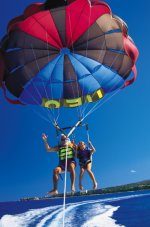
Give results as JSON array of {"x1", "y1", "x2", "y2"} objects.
[{"x1": 20, "y1": 181, "x2": 150, "y2": 201}]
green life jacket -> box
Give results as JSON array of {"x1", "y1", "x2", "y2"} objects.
[{"x1": 58, "y1": 146, "x2": 74, "y2": 161}]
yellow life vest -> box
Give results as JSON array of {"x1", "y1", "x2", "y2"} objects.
[{"x1": 58, "y1": 146, "x2": 74, "y2": 161}]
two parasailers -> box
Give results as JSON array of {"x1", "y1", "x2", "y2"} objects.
[{"x1": 42, "y1": 133, "x2": 97, "y2": 195}]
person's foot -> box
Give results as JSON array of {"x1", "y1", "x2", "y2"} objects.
[
  {"x1": 79, "y1": 184, "x2": 83, "y2": 190},
  {"x1": 71, "y1": 186, "x2": 75, "y2": 192},
  {"x1": 93, "y1": 182, "x2": 97, "y2": 190},
  {"x1": 47, "y1": 190, "x2": 58, "y2": 195}
]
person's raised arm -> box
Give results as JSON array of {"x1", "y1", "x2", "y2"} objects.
[
  {"x1": 88, "y1": 141, "x2": 96, "y2": 153},
  {"x1": 42, "y1": 133, "x2": 59, "y2": 152}
]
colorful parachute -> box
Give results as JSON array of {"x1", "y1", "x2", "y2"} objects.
[{"x1": 0, "y1": 0, "x2": 139, "y2": 109}]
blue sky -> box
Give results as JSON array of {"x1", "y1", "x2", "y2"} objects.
[{"x1": 0, "y1": 0, "x2": 149, "y2": 202}]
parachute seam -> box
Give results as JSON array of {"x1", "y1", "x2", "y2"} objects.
[{"x1": 31, "y1": 14, "x2": 62, "y2": 48}]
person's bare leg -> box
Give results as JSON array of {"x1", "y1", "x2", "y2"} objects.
[
  {"x1": 79, "y1": 167, "x2": 85, "y2": 190},
  {"x1": 48, "y1": 167, "x2": 62, "y2": 195},
  {"x1": 69, "y1": 163, "x2": 76, "y2": 192},
  {"x1": 86, "y1": 163, "x2": 97, "y2": 190}
]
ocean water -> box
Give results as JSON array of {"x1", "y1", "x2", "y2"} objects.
[{"x1": 0, "y1": 190, "x2": 150, "y2": 227}]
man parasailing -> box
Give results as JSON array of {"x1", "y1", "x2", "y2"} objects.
[{"x1": 42, "y1": 133, "x2": 76, "y2": 194}]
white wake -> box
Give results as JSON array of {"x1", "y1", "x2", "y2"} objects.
[{"x1": 0, "y1": 192, "x2": 149, "y2": 227}]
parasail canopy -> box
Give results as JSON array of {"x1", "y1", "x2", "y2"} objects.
[{"x1": 0, "y1": 0, "x2": 139, "y2": 109}]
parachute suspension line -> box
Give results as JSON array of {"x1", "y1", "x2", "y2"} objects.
[
  {"x1": 29, "y1": 107, "x2": 53, "y2": 124},
  {"x1": 52, "y1": 106, "x2": 61, "y2": 128},
  {"x1": 31, "y1": 45, "x2": 49, "y2": 102},
  {"x1": 81, "y1": 0, "x2": 92, "y2": 94},
  {"x1": 68, "y1": 9, "x2": 74, "y2": 52},
  {"x1": 44, "y1": 29, "x2": 61, "y2": 123},
  {"x1": 79, "y1": 41, "x2": 107, "y2": 117},
  {"x1": 67, "y1": 8, "x2": 83, "y2": 120},
  {"x1": 38, "y1": 26, "x2": 64, "y2": 124},
  {"x1": 31, "y1": 41, "x2": 63, "y2": 125},
  {"x1": 31, "y1": 45, "x2": 58, "y2": 123},
  {"x1": 86, "y1": 124, "x2": 90, "y2": 142},
  {"x1": 31, "y1": 46, "x2": 53, "y2": 121},
  {"x1": 80, "y1": 12, "x2": 124, "y2": 117},
  {"x1": 84, "y1": 89, "x2": 121, "y2": 120},
  {"x1": 77, "y1": 107, "x2": 83, "y2": 123},
  {"x1": 86, "y1": 0, "x2": 92, "y2": 57},
  {"x1": 20, "y1": 86, "x2": 54, "y2": 124},
  {"x1": 79, "y1": 0, "x2": 112, "y2": 117},
  {"x1": 45, "y1": 27, "x2": 60, "y2": 123},
  {"x1": 54, "y1": 122, "x2": 67, "y2": 136},
  {"x1": 76, "y1": 0, "x2": 92, "y2": 118},
  {"x1": 87, "y1": 62, "x2": 131, "y2": 118},
  {"x1": 66, "y1": 70, "x2": 82, "y2": 120},
  {"x1": 46, "y1": 26, "x2": 50, "y2": 63},
  {"x1": 67, "y1": 0, "x2": 94, "y2": 120},
  {"x1": 80, "y1": 21, "x2": 115, "y2": 117},
  {"x1": 82, "y1": 64, "x2": 131, "y2": 120},
  {"x1": 80, "y1": 42, "x2": 126, "y2": 119},
  {"x1": 2, "y1": 58, "x2": 54, "y2": 124},
  {"x1": 82, "y1": 65, "x2": 127, "y2": 119},
  {"x1": 29, "y1": 95, "x2": 56, "y2": 124}
]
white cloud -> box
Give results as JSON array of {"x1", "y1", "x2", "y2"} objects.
[{"x1": 130, "y1": 170, "x2": 136, "y2": 173}]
